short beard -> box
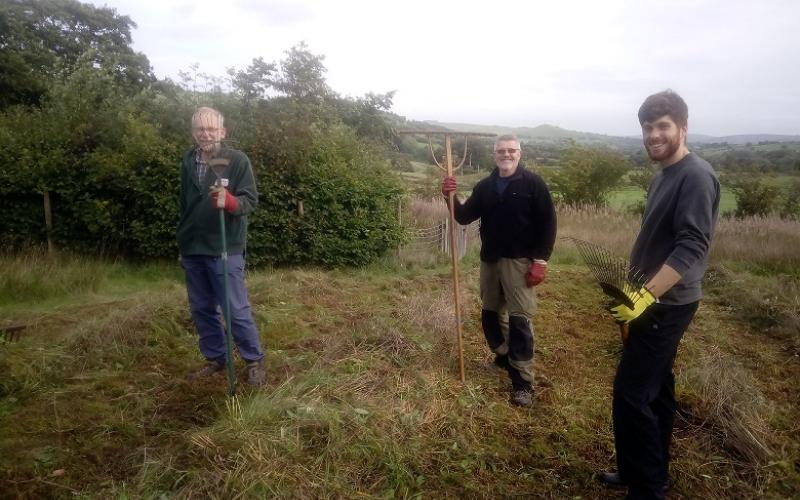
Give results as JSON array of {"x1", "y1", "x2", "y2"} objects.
[
  {"x1": 198, "y1": 141, "x2": 222, "y2": 157},
  {"x1": 646, "y1": 135, "x2": 682, "y2": 162}
]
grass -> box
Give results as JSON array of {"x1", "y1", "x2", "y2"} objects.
[
  {"x1": 1, "y1": 207, "x2": 799, "y2": 498},
  {"x1": 607, "y1": 186, "x2": 738, "y2": 214}
]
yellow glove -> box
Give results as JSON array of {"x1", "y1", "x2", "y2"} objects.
[{"x1": 609, "y1": 286, "x2": 656, "y2": 324}]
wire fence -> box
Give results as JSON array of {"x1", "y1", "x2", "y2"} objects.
[{"x1": 402, "y1": 217, "x2": 478, "y2": 261}]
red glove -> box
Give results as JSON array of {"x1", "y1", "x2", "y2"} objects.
[
  {"x1": 526, "y1": 260, "x2": 547, "y2": 287},
  {"x1": 441, "y1": 176, "x2": 457, "y2": 198},
  {"x1": 210, "y1": 187, "x2": 239, "y2": 214}
]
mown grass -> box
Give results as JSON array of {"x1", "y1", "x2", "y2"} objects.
[{"x1": 1, "y1": 207, "x2": 798, "y2": 498}]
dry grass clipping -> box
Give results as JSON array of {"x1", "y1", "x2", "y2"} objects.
[{"x1": 679, "y1": 346, "x2": 775, "y2": 465}]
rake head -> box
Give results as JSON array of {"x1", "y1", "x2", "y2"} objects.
[
  {"x1": 563, "y1": 237, "x2": 649, "y2": 309},
  {"x1": 1, "y1": 324, "x2": 25, "y2": 343}
]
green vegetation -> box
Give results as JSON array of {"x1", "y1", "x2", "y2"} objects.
[
  {"x1": 1, "y1": 4, "x2": 798, "y2": 495},
  {"x1": 0, "y1": 1, "x2": 404, "y2": 266}
]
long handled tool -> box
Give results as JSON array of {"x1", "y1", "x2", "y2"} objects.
[
  {"x1": 563, "y1": 237, "x2": 649, "y2": 345},
  {"x1": 396, "y1": 129, "x2": 495, "y2": 382},
  {"x1": 210, "y1": 157, "x2": 237, "y2": 396}
]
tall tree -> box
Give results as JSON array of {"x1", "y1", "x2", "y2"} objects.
[
  {"x1": 275, "y1": 42, "x2": 330, "y2": 100},
  {"x1": 0, "y1": 0, "x2": 152, "y2": 109}
]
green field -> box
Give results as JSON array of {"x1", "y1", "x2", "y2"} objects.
[{"x1": 607, "y1": 186, "x2": 738, "y2": 213}]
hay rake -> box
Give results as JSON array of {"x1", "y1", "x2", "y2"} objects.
[
  {"x1": 1, "y1": 324, "x2": 25, "y2": 343},
  {"x1": 563, "y1": 237, "x2": 651, "y2": 345}
]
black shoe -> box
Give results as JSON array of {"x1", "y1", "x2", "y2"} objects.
[
  {"x1": 598, "y1": 471, "x2": 627, "y2": 488},
  {"x1": 599, "y1": 472, "x2": 669, "y2": 494}
]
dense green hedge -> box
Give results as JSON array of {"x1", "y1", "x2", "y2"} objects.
[{"x1": 0, "y1": 67, "x2": 404, "y2": 266}]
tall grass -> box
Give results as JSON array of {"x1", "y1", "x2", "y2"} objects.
[
  {"x1": 713, "y1": 215, "x2": 800, "y2": 271},
  {"x1": 0, "y1": 249, "x2": 106, "y2": 305}
]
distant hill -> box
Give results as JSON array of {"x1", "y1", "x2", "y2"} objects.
[
  {"x1": 692, "y1": 134, "x2": 800, "y2": 145},
  {"x1": 424, "y1": 120, "x2": 800, "y2": 150},
  {"x1": 424, "y1": 120, "x2": 643, "y2": 150}
]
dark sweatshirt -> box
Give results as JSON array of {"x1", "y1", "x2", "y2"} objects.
[
  {"x1": 452, "y1": 166, "x2": 556, "y2": 262},
  {"x1": 177, "y1": 147, "x2": 258, "y2": 256},
  {"x1": 630, "y1": 153, "x2": 720, "y2": 305}
]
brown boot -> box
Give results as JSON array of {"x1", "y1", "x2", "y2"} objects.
[
  {"x1": 246, "y1": 358, "x2": 266, "y2": 386},
  {"x1": 187, "y1": 360, "x2": 225, "y2": 380}
]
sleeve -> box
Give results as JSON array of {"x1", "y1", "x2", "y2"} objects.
[
  {"x1": 179, "y1": 152, "x2": 190, "y2": 216},
  {"x1": 232, "y1": 154, "x2": 259, "y2": 216},
  {"x1": 531, "y1": 178, "x2": 557, "y2": 260},
  {"x1": 665, "y1": 170, "x2": 719, "y2": 275},
  {"x1": 451, "y1": 181, "x2": 483, "y2": 225}
]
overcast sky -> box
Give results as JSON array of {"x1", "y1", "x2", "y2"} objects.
[{"x1": 90, "y1": 0, "x2": 799, "y2": 137}]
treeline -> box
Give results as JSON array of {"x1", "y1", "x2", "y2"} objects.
[{"x1": 0, "y1": 0, "x2": 407, "y2": 266}]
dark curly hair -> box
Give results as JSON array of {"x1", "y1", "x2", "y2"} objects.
[{"x1": 638, "y1": 90, "x2": 688, "y2": 128}]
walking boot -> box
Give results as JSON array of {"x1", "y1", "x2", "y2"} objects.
[
  {"x1": 246, "y1": 358, "x2": 266, "y2": 386},
  {"x1": 187, "y1": 359, "x2": 225, "y2": 380}
]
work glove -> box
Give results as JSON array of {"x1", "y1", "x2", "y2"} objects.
[
  {"x1": 608, "y1": 286, "x2": 656, "y2": 324},
  {"x1": 526, "y1": 259, "x2": 547, "y2": 287},
  {"x1": 441, "y1": 176, "x2": 457, "y2": 198},
  {"x1": 210, "y1": 186, "x2": 239, "y2": 214}
]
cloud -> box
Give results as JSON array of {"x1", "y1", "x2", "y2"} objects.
[{"x1": 89, "y1": 0, "x2": 800, "y2": 135}]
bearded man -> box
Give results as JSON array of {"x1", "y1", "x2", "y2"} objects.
[{"x1": 599, "y1": 90, "x2": 720, "y2": 499}]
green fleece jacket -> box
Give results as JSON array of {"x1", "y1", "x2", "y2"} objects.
[{"x1": 177, "y1": 147, "x2": 258, "y2": 256}]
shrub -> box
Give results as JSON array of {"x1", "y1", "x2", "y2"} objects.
[{"x1": 548, "y1": 144, "x2": 628, "y2": 206}]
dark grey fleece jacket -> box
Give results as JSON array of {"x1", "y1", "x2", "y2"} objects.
[{"x1": 630, "y1": 153, "x2": 720, "y2": 305}]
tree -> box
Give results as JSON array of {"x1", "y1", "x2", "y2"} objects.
[
  {"x1": 338, "y1": 91, "x2": 396, "y2": 143},
  {"x1": 549, "y1": 144, "x2": 628, "y2": 206},
  {"x1": 227, "y1": 57, "x2": 277, "y2": 104},
  {"x1": 0, "y1": 0, "x2": 152, "y2": 109},
  {"x1": 727, "y1": 175, "x2": 781, "y2": 218},
  {"x1": 275, "y1": 42, "x2": 330, "y2": 100}
]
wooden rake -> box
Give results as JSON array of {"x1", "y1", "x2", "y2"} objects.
[{"x1": 395, "y1": 129, "x2": 495, "y2": 382}]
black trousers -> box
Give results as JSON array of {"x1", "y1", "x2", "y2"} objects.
[{"x1": 613, "y1": 301, "x2": 699, "y2": 500}]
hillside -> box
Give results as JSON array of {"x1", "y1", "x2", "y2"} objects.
[{"x1": 423, "y1": 120, "x2": 800, "y2": 150}]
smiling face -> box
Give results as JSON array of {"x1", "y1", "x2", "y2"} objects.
[
  {"x1": 494, "y1": 139, "x2": 522, "y2": 177},
  {"x1": 641, "y1": 114, "x2": 688, "y2": 166},
  {"x1": 192, "y1": 109, "x2": 226, "y2": 156}
]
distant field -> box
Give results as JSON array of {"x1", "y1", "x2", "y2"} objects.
[
  {"x1": 401, "y1": 161, "x2": 797, "y2": 216},
  {"x1": 607, "y1": 186, "x2": 738, "y2": 213}
]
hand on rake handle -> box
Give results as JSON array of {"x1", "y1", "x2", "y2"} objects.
[
  {"x1": 441, "y1": 176, "x2": 457, "y2": 198},
  {"x1": 526, "y1": 259, "x2": 547, "y2": 287},
  {"x1": 608, "y1": 286, "x2": 656, "y2": 324},
  {"x1": 210, "y1": 186, "x2": 239, "y2": 214}
]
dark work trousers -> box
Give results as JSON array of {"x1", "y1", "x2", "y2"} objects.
[{"x1": 613, "y1": 301, "x2": 699, "y2": 500}]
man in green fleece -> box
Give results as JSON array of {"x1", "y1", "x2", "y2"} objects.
[{"x1": 177, "y1": 106, "x2": 265, "y2": 386}]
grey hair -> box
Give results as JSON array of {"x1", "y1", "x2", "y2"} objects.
[
  {"x1": 192, "y1": 106, "x2": 225, "y2": 127},
  {"x1": 494, "y1": 134, "x2": 521, "y2": 150}
]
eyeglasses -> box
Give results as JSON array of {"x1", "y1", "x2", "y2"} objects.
[{"x1": 494, "y1": 148, "x2": 519, "y2": 155}]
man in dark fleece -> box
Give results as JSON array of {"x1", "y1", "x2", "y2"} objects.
[
  {"x1": 441, "y1": 134, "x2": 556, "y2": 407},
  {"x1": 599, "y1": 90, "x2": 720, "y2": 499}
]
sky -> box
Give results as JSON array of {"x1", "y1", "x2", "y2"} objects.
[{"x1": 89, "y1": 0, "x2": 800, "y2": 137}]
